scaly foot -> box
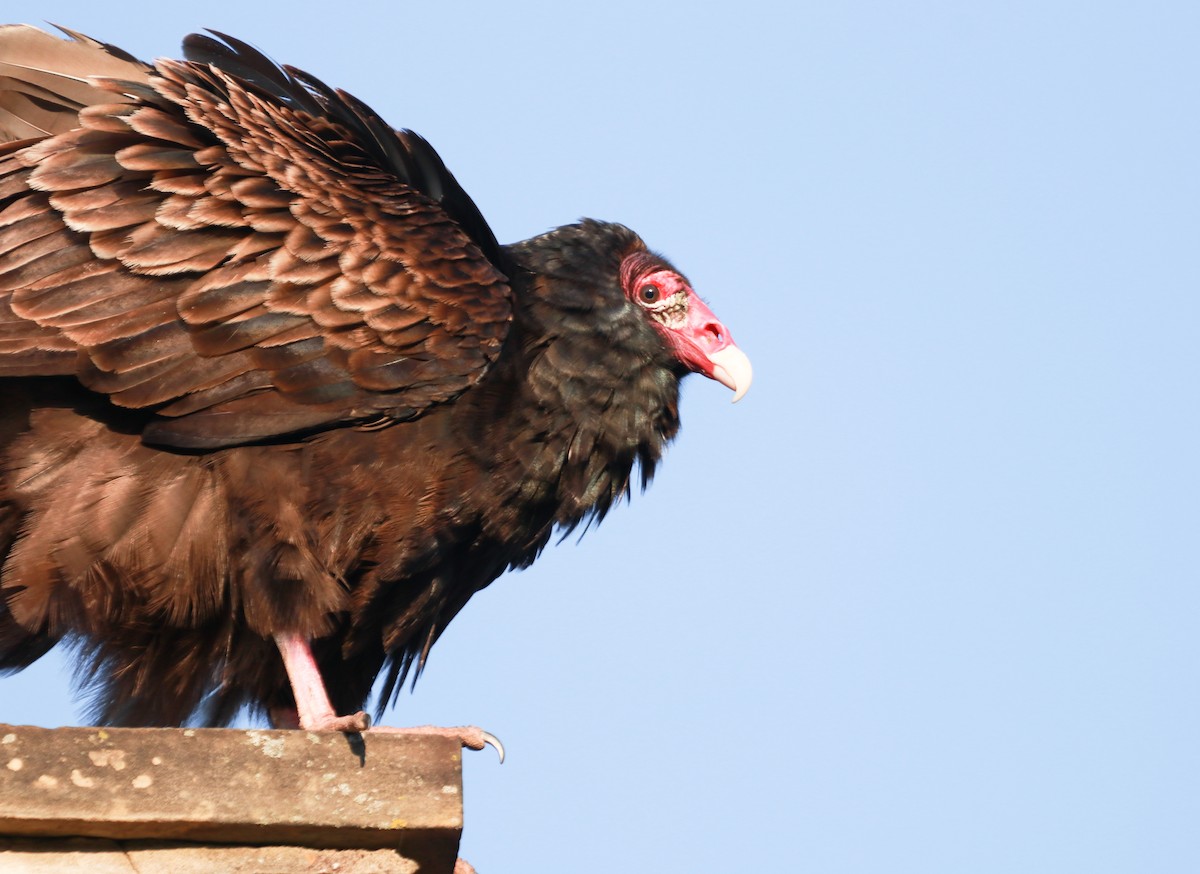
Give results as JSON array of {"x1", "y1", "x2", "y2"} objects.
[{"x1": 369, "y1": 723, "x2": 505, "y2": 762}]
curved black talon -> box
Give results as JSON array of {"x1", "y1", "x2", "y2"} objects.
[{"x1": 481, "y1": 729, "x2": 505, "y2": 764}]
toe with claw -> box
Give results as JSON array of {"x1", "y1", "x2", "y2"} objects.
[{"x1": 369, "y1": 724, "x2": 505, "y2": 763}]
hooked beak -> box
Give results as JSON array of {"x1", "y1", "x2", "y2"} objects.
[{"x1": 707, "y1": 344, "x2": 753, "y2": 402}]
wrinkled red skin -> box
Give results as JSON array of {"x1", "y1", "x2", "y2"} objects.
[{"x1": 620, "y1": 254, "x2": 739, "y2": 380}]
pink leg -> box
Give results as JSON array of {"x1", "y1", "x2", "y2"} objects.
[
  {"x1": 273, "y1": 632, "x2": 370, "y2": 732},
  {"x1": 272, "y1": 633, "x2": 504, "y2": 760}
]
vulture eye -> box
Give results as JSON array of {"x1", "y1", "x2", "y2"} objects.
[{"x1": 639, "y1": 284, "x2": 661, "y2": 304}]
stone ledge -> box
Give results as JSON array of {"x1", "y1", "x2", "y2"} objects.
[
  {"x1": 0, "y1": 725, "x2": 463, "y2": 872},
  {"x1": 0, "y1": 837, "x2": 418, "y2": 873}
]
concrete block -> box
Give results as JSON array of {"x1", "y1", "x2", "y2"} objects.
[{"x1": 0, "y1": 725, "x2": 463, "y2": 871}]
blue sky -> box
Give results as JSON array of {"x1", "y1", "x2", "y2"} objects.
[{"x1": 1, "y1": 2, "x2": 1196, "y2": 871}]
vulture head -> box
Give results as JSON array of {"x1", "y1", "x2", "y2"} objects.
[{"x1": 619, "y1": 249, "x2": 751, "y2": 400}]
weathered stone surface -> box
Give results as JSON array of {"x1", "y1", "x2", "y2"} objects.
[
  {"x1": 0, "y1": 725, "x2": 462, "y2": 870},
  {"x1": 0, "y1": 838, "x2": 419, "y2": 873},
  {"x1": 124, "y1": 843, "x2": 419, "y2": 874}
]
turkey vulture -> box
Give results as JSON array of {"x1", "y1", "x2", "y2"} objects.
[{"x1": 0, "y1": 25, "x2": 751, "y2": 737}]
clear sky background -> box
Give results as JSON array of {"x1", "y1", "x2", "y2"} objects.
[{"x1": 1, "y1": 2, "x2": 1196, "y2": 872}]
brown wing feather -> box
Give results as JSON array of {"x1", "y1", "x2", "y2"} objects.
[
  {"x1": 0, "y1": 24, "x2": 148, "y2": 139},
  {"x1": 0, "y1": 26, "x2": 512, "y2": 448}
]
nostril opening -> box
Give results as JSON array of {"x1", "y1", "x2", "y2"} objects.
[{"x1": 704, "y1": 322, "x2": 725, "y2": 349}]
